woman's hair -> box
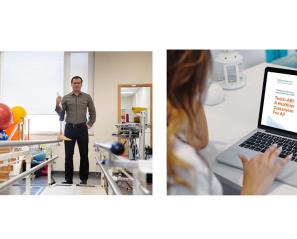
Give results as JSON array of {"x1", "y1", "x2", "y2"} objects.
[{"x1": 167, "y1": 50, "x2": 211, "y2": 189}]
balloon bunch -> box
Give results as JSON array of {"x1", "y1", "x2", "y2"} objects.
[{"x1": 0, "y1": 103, "x2": 27, "y2": 141}]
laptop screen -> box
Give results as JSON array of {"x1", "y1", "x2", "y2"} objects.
[{"x1": 260, "y1": 68, "x2": 297, "y2": 134}]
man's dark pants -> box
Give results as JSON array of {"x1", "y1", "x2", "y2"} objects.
[{"x1": 64, "y1": 123, "x2": 89, "y2": 182}]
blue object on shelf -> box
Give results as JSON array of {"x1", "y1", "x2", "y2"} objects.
[
  {"x1": 266, "y1": 50, "x2": 288, "y2": 63},
  {"x1": 271, "y1": 52, "x2": 297, "y2": 69},
  {"x1": 33, "y1": 152, "x2": 46, "y2": 162}
]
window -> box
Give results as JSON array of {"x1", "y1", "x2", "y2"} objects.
[
  {"x1": 69, "y1": 52, "x2": 89, "y2": 93},
  {"x1": 27, "y1": 115, "x2": 60, "y2": 134},
  {"x1": 0, "y1": 52, "x2": 64, "y2": 114},
  {"x1": 64, "y1": 52, "x2": 93, "y2": 96},
  {"x1": 0, "y1": 52, "x2": 93, "y2": 134}
]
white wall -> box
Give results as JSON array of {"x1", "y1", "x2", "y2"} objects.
[{"x1": 46, "y1": 52, "x2": 152, "y2": 172}]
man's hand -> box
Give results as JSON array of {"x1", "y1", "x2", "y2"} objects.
[
  {"x1": 56, "y1": 96, "x2": 62, "y2": 106},
  {"x1": 86, "y1": 124, "x2": 91, "y2": 129}
]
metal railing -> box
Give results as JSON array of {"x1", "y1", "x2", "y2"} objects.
[
  {"x1": 0, "y1": 139, "x2": 61, "y2": 195},
  {"x1": 0, "y1": 147, "x2": 30, "y2": 162},
  {"x1": 95, "y1": 156, "x2": 122, "y2": 195},
  {"x1": 0, "y1": 139, "x2": 62, "y2": 148},
  {"x1": 94, "y1": 142, "x2": 152, "y2": 195},
  {"x1": 0, "y1": 155, "x2": 58, "y2": 193}
]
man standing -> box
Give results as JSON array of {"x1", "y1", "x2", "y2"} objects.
[{"x1": 55, "y1": 76, "x2": 96, "y2": 184}]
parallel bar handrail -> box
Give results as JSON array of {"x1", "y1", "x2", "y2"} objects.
[
  {"x1": 0, "y1": 148, "x2": 30, "y2": 162},
  {"x1": 119, "y1": 168, "x2": 134, "y2": 181},
  {"x1": 104, "y1": 157, "x2": 139, "y2": 168},
  {"x1": 0, "y1": 139, "x2": 62, "y2": 148},
  {"x1": 94, "y1": 142, "x2": 112, "y2": 151},
  {"x1": 95, "y1": 156, "x2": 122, "y2": 195},
  {"x1": 0, "y1": 155, "x2": 58, "y2": 192}
]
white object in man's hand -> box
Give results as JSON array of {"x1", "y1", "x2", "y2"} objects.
[{"x1": 56, "y1": 96, "x2": 62, "y2": 105}]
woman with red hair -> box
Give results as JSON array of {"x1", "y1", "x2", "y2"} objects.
[{"x1": 167, "y1": 50, "x2": 292, "y2": 195}]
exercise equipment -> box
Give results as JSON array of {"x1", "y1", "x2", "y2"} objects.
[
  {"x1": 0, "y1": 130, "x2": 8, "y2": 141},
  {"x1": 0, "y1": 103, "x2": 12, "y2": 130},
  {"x1": 113, "y1": 110, "x2": 149, "y2": 160},
  {"x1": 11, "y1": 106, "x2": 27, "y2": 124},
  {"x1": 33, "y1": 152, "x2": 46, "y2": 162},
  {"x1": 111, "y1": 142, "x2": 125, "y2": 155}
]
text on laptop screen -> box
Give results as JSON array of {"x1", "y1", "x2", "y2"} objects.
[{"x1": 261, "y1": 71, "x2": 297, "y2": 133}]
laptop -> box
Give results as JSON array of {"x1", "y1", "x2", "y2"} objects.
[{"x1": 217, "y1": 66, "x2": 297, "y2": 187}]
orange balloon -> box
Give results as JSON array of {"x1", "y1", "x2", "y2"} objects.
[{"x1": 4, "y1": 123, "x2": 19, "y2": 141}]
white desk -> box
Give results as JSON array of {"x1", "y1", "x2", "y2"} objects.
[{"x1": 202, "y1": 62, "x2": 297, "y2": 195}]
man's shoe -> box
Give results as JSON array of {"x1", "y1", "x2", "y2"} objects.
[
  {"x1": 80, "y1": 180, "x2": 87, "y2": 185},
  {"x1": 62, "y1": 181, "x2": 73, "y2": 184}
]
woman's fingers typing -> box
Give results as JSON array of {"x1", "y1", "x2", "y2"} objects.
[
  {"x1": 239, "y1": 154, "x2": 249, "y2": 166},
  {"x1": 264, "y1": 143, "x2": 277, "y2": 159},
  {"x1": 273, "y1": 154, "x2": 292, "y2": 176}
]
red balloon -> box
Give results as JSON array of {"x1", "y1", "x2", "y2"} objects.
[{"x1": 0, "y1": 103, "x2": 12, "y2": 130}]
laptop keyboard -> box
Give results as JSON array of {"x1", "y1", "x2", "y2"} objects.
[{"x1": 239, "y1": 132, "x2": 297, "y2": 161}]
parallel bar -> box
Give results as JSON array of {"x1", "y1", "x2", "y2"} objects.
[
  {"x1": 0, "y1": 139, "x2": 62, "y2": 148},
  {"x1": 0, "y1": 148, "x2": 30, "y2": 162},
  {"x1": 95, "y1": 156, "x2": 122, "y2": 195},
  {"x1": 0, "y1": 155, "x2": 58, "y2": 192},
  {"x1": 119, "y1": 168, "x2": 134, "y2": 181},
  {"x1": 25, "y1": 160, "x2": 31, "y2": 195},
  {"x1": 48, "y1": 161, "x2": 52, "y2": 185},
  {"x1": 106, "y1": 157, "x2": 138, "y2": 168},
  {"x1": 141, "y1": 112, "x2": 146, "y2": 159},
  {"x1": 94, "y1": 142, "x2": 112, "y2": 151}
]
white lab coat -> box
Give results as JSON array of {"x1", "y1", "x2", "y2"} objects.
[{"x1": 168, "y1": 136, "x2": 223, "y2": 195}]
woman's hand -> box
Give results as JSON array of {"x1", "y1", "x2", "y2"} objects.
[{"x1": 240, "y1": 144, "x2": 292, "y2": 195}]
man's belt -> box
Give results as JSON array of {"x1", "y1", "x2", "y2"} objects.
[{"x1": 66, "y1": 122, "x2": 86, "y2": 128}]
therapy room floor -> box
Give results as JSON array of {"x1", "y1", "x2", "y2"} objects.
[
  {"x1": 0, "y1": 172, "x2": 106, "y2": 195},
  {"x1": 0, "y1": 171, "x2": 134, "y2": 195}
]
